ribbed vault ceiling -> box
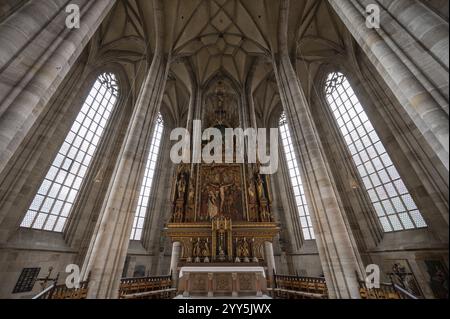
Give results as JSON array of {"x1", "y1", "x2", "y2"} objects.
[{"x1": 96, "y1": 0, "x2": 349, "y2": 126}]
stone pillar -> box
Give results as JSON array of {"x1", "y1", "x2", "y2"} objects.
[
  {"x1": 377, "y1": 0, "x2": 448, "y2": 69},
  {"x1": 328, "y1": 0, "x2": 449, "y2": 170},
  {"x1": 183, "y1": 272, "x2": 190, "y2": 297},
  {"x1": 264, "y1": 241, "x2": 276, "y2": 285},
  {"x1": 247, "y1": 90, "x2": 258, "y2": 130},
  {"x1": 185, "y1": 87, "x2": 196, "y2": 134},
  {"x1": 208, "y1": 273, "x2": 214, "y2": 297},
  {"x1": 274, "y1": 0, "x2": 364, "y2": 299},
  {"x1": 255, "y1": 272, "x2": 263, "y2": 297},
  {"x1": 169, "y1": 242, "x2": 182, "y2": 285},
  {"x1": 231, "y1": 273, "x2": 238, "y2": 298},
  {"x1": 82, "y1": 52, "x2": 169, "y2": 298},
  {"x1": 81, "y1": 0, "x2": 169, "y2": 299},
  {"x1": 0, "y1": 0, "x2": 116, "y2": 175}
]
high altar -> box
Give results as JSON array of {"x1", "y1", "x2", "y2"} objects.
[{"x1": 165, "y1": 81, "x2": 279, "y2": 297}]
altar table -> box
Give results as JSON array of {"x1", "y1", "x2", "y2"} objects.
[{"x1": 178, "y1": 266, "x2": 266, "y2": 297}]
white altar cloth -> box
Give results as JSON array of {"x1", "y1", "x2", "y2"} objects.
[{"x1": 179, "y1": 266, "x2": 266, "y2": 278}]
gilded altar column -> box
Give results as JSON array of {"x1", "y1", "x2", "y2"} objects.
[
  {"x1": 0, "y1": 0, "x2": 116, "y2": 176},
  {"x1": 81, "y1": 0, "x2": 170, "y2": 299},
  {"x1": 274, "y1": 0, "x2": 364, "y2": 299},
  {"x1": 169, "y1": 242, "x2": 182, "y2": 286},
  {"x1": 328, "y1": 0, "x2": 449, "y2": 170}
]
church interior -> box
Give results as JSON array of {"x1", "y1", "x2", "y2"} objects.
[{"x1": 0, "y1": 0, "x2": 448, "y2": 300}]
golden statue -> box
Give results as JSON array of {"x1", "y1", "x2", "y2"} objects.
[
  {"x1": 248, "y1": 183, "x2": 256, "y2": 203},
  {"x1": 206, "y1": 181, "x2": 233, "y2": 215},
  {"x1": 188, "y1": 182, "x2": 195, "y2": 203},
  {"x1": 202, "y1": 241, "x2": 210, "y2": 258},
  {"x1": 207, "y1": 189, "x2": 219, "y2": 218},
  {"x1": 238, "y1": 239, "x2": 250, "y2": 258},
  {"x1": 256, "y1": 175, "x2": 265, "y2": 200},
  {"x1": 173, "y1": 205, "x2": 183, "y2": 222},
  {"x1": 193, "y1": 239, "x2": 202, "y2": 258},
  {"x1": 260, "y1": 204, "x2": 272, "y2": 222},
  {"x1": 177, "y1": 175, "x2": 187, "y2": 200}
]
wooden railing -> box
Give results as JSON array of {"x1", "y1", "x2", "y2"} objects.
[
  {"x1": 33, "y1": 275, "x2": 175, "y2": 299},
  {"x1": 358, "y1": 275, "x2": 420, "y2": 300},
  {"x1": 358, "y1": 281, "x2": 402, "y2": 299},
  {"x1": 33, "y1": 280, "x2": 89, "y2": 299},
  {"x1": 269, "y1": 273, "x2": 328, "y2": 299},
  {"x1": 119, "y1": 275, "x2": 176, "y2": 299}
]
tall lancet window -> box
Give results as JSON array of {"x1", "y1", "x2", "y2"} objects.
[
  {"x1": 324, "y1": 72, "x2": 427, "y2": 232},
  {"x1": 20, "y1": 73, "x2": 119, "y2": 232},
  {"x1": 130, "y1": 113, "x2": 164, "y2": 241},
  {"x1": 279, "y1": 113, "x2": 315, "y2": 240}
]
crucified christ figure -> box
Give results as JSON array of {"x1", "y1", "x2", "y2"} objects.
[{"x1": 207, "y1": 181, "x2": 234, "y2": 214}]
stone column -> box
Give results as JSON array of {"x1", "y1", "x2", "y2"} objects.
[
  {"x1": 82, "y1": 53, "x2": 169, "y2": 298},
  {"x1": 328, "y1": 0, "x2": 449, "y2": 170},
  {"x1": 183, "y1": 272, "x2": 190, "y2": 297},
  {"x1": 169, "y1": 242, "x2": 182, "y2": 285},
  {"x1": 208, "y1": 273, "x2": 214, "y2": 297},
  {"x1": 81, "y1": 0, "x2": 169, "y2": 299},
  {"x1": 376, "y1": 0, "x2": 449, "y2": 69},
  {"x1": 264, "y1": 242, "x2": 276, "y2": 285},
  {"x1": 255, "y1": 272, "x2": 263, "y2": 297},
  {"x1": 274, "y1": 0, "x2": 364, "y2": 299},
  {"x1": 0, "y1": 0, "x2": 116, "y2": 175},
  {"x1": 247, "y1": 90, "x2": 258, "y2": 130},
  {"x1": 185, "y1": 87, "x2": 196, "y2": 135},
  {"x1": 231, "y1": 273, "x2": 238, "y2": 298}
]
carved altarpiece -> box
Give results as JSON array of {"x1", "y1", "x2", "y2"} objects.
[{"x1": 166, "y1": 80, "x2": 279, "y2": 270}]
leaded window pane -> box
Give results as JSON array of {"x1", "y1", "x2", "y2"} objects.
[
  {"x1": 324, "y1": 72, "x2": 427, "y2": 232},
  {"x1": 279, "y1": 113, "x2": 315, "y2": 240},
  {"x1": 130, "y1": 114, "x2": 164, "y2": 241},
  {"x1": 21, "y1": 73, "x2": 119, "y2": 232}
]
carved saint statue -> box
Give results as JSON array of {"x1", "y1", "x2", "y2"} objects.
[
  {"x1": 202, "y1": 241, "x2": 210, "y2": 258},
  {"x1": 260, "y1": 204, "x2": 272, "y2": 222},
  {"x1": 241, "y1": 240, "x2": 250, "y2": 257},
  {"x1": 206, "y1": 180, "x2": 233, "y2": 216},
  {"x1": 173, "y1": 205, "x2": 183, "y2": 223},
  {"x1": 193, "y1": 239, "x2": 202, "y2": 258},
  {"x1": 177, "y1": 174, "x2": 187, "y2": 200},
  {"x1": 238, "y1": 239, "x2": 250, "y2": 258},
  {"x1": 188, "y1": 182, "x2": 195, "y2": 203},
  {"x1": 256, "y1": 175, "x2": 266, "y2": 200},
  {"x1": 218, "y1": 182, "x2": 233, "y2": 213},
  {"x1": 248, "y1": 183, "x2": 256, "y2": 203},
  {"x1": 207, "y1": 189, "x2": 219, "y2": 218}
]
